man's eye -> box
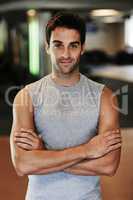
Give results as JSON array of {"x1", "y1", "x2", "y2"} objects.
[
  {"x1": 54, "y1": 44, "x2": 62, "y2": 48},
  {"x1": 70, "y1": 44, "x2": 78, "y2": 48}
]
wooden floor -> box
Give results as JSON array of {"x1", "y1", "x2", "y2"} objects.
[
  {"x1": 0, "y1": 136, "x2": 27, "y2": 200},
  {"x1": 101, "y1": 128, "x2": 133, "y2": 200},
  {"x1": 0, "y1": 129, "x2": 133, "y2": 200}
]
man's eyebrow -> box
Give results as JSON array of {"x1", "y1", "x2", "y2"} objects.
[
  {"x1": 52, "y1": 40, "x2": 62, "y2": 43},
  {"x1": 70, "y1": 41, "x2": 80, "y2": 45},
  {"x1": 52, "y1": 40, "x2": 80, "y2": 45}
]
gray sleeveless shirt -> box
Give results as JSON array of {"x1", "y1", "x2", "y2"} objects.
[{"x1": 25, "y1": 73, "x2": 104, "y2": 200}]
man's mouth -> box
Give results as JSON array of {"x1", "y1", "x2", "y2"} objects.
[{"x1": 59, "y1": 60, "x2": 72, "y2": 64}]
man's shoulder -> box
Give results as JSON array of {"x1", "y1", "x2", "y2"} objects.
[
  {"x1": 26, "y1": 74, "x2": 49, "y2": 90},
  {"x1": 14, "y1": 75, "x2": 49, "y2": 106},
  {"x1": 82, "y1": 74, "x2": 105, "y2": 90}
]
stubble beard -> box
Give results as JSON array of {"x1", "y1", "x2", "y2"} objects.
[{"x1": 53, "y1": 58, "x2": 80, "y2": 76}]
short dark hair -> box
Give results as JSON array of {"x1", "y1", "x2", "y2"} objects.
[{"x1": 45, "y1": 12, "x2": 86, "y2": 45}]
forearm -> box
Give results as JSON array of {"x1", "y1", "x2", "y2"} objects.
[
  {"x1": 64, "y1": 159, "x2": 104, "y2": 176},
  {"x1": 64, "y1": 162, "x2": 96, "y2": 176},
  {"x1": 15, "y1": 144, "x2": 86, "y2": 175},
  {"x1": 28, "y1": 159, "x2": 83, "y2": 175},
  {"x1": 64, "y1": 149, "x2": 121, "y2": 176}
]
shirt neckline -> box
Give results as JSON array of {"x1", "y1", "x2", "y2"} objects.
[{"x1": 47, "y1": 73, "x2": 83, "y2": 90}]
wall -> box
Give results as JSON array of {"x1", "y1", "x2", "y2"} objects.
[{"x1": 85, "y1": 22, "x2": 124, "y2": 54}]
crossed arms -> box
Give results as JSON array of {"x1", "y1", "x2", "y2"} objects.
[{"x1": 10, "y1": 86, "x2": 121, "y2": 177}]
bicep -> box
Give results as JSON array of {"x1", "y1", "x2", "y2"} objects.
[
  {"x1": 10, "y1": 88, "x2": 35, "y2": 166},
  {"x1": 98, "y1": 87, "x2": 120, "y2": 133},
  {"x1": 98, "y1": 87, "x2": 121, "y2": 166},
  {"x1": 12, "y1": 87, "x2": 35, "y2": 130}
]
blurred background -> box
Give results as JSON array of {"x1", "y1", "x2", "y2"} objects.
[{"x1": 0, "y1": 0, "x2": 133, "y2": 200}]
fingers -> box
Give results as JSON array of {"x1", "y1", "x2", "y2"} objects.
[
  {"x1": 107, "y1": 138, "x2": 121, "y2": 146},
  {"x1": 106, "y1": 129, "x2": 122, "y2": 152},
  {"x1": 14, "y1": 133, "x2": 34, "y2": 150},
  {"x1": 14, "y1": 128, "x2": 44, "y2": 151},
  {"x1": 20, "y1": 128, "x2": 37, "y2": 138},
  {"x1": 105, "y1": 129, "x2": 122, "y2": 146},
  {"x1": 16, "y1": 142, "x2": 33, "y2": 151},
  {"x1": 14, "y1": 137, "x2": 33, "y2": 146},
  {"x1": 14, "y1": 128, "x2": 38, "y2": 150},
  {"x1": 14, "y1": 131, "x2": 36, "y2": 142},
  {"x1": 14, "y1": 128, "x2": 39, "y2": 141},
  {"x1": 108, "y1": 143, "x2": 122, "y2": 152},
  {"x1": 106, "y1": 134, "x2": 122, "y2": 145},
  {"x1": 106, "y1": 134, "x2": 121, "y2": 141}
]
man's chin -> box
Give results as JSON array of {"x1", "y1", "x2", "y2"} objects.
[
  {"x1": 59, "y1": 64, "x2": 77, "y2": 74},
  {"x1": 60, "y1": 68, "x2": 74, "y2": 75}
]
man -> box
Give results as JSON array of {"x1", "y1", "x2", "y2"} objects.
[{"x1": 10, "y1": 12, "x2": 121, "y2": 200}]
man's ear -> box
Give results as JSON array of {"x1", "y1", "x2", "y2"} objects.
[
  {"x1": 45, "y1": 41, "x2": 50, "y2": 54},
  {"x1": 81, "y1": 44, "x2": 85, "y2": 55}
]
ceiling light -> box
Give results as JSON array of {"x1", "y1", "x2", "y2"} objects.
[
  {"x1": 27, "y1": 9, "x2": 37, "y2": 17},
  {"x1": 102, "y1": 16, "x2": 122, "y2": 23},
  {"x1": 91, "y1": 9, "x2": 122, "y2": 17}
]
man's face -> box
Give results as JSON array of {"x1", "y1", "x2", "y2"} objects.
[{"x1": 46, "y1": 27, "x2": 84, "y2": 75}]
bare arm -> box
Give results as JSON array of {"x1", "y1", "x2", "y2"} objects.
[
  {"x1": 11, "y1": 87, "x2": 121, "y2": 176},
  {"x1": 10, "y1": 88, "x2": 87, "y2": 176},
  {"x1": 63, "y1": 87, "x2": 121, "y2": 176}
]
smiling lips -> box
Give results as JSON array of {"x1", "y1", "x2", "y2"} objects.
[{"x1": 59, "y1": 59, "x2": 73, "y2": 64}]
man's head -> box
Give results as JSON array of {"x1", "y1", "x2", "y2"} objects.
[
  {"x1": 45, "y1": 12, "x2": 86, "y2": 75},
  {"x1": 45, "y1": 12, "x2": 86, "y2": 46}
]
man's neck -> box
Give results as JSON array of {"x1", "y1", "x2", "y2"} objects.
[{"x1": 50, "y1": 71, "x2": 80, "y2": 87}]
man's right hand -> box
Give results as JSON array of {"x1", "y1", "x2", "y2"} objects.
[
  {"x1": 83, "y1": 129, "x2": 121, "y2": 159},
  {"x1": 14, "y1": 128, "x2": 45, "y2": 151}
]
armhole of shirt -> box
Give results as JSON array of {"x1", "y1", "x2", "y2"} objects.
[
  {"x1": 96, "y1": 84, "x2": 105, "y2": 131},
  {"x1": 25, "y1": 84, "x2": 35, "y2": 112}
]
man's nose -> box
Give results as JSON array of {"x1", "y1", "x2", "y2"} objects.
[{"x1": 62, "y1": 48, "x2": 70, "y2": 58}]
